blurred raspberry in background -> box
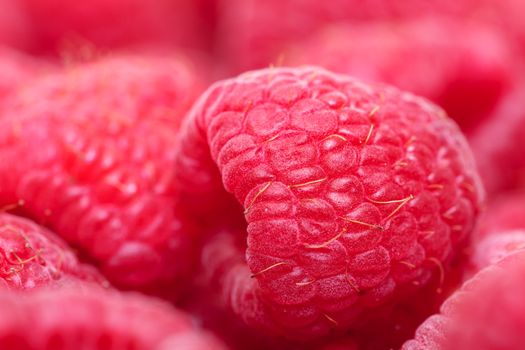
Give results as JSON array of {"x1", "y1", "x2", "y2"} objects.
[{"x1": 0, "y1": 0, "x2": 216, "y2": 55}]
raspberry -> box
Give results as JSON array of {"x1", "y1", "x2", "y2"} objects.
[
  {"x1": 175, "y1": 66, "x2": 483, "y2": 339},
  {"x1": 484, "y1": 0, "x2": 525, "y2": 57},
  {"x1": 17, "y1": 0, "x2": 212, "y2": 55},
  {"x1": 0, "y1": 213, "x2": 107, "y2": 290},
  {"x1": 0, "y1": 54, "x2": 202, "y2": 296},
  {"x1": 402, "y1": 250, "x2": 525, "y2": 350},
  {"x1": 466, "y1": 190, "x2": 525, "y2": 274},
  {"x1": 468, "y1": 86, "x2": 525, "y2": 194},
  {"x1": 0, "y1": 47, "x2": 54, "y2": 102},
  {"x1": 471, "y1": 230, "x2": 525, "y2": 273},
  {"x1": 0, "y1": 286, "x2": 226, "y2": 350},
  {"x1": 475, "y1": 190, "x2": 525, "y2": 239},
  {"x1": 285, "y1": 19, "x2": 514, "y2": 132}
]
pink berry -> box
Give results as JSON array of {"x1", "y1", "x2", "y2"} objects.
[
  {"x1": 0, "y1": 286, "x2": 226, "y2": 350},
  {"x1": 471, "y1": 230, "x2": 525, "y2": 272},
  {"x1": 403, "y1": 250, "x2": 525, "y2": 350},
  {"x1": 475, "y1": 190, "x2": 525, "y2": 238},
  {"x1": 17, "y1": 0, "x2": 213, "y2": 54},
  {"x1": 467, "y1": 190, "x2": 525, "y2": 274},
  {"x1": 0, "y1": 213, "x2": 107, "y2": 290},
  {"x1": 468, "y1": 87, "x2": 525, "y2": 194},
  {"x1": 0, "y1": 53, "x2": 203, "y2": 296},
  {"x1": 175, "y1": 66, "x2": 483, "y2": 339}
]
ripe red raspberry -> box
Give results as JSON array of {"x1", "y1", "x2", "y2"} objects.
[
  {"x1": 0, "y1": 213, "x2": 107, "y2": 290},
  {"x1": 468, "y1": 87, "x2": 525, "y2": 194},
  {"x1": 482, "y1": 0, "x2": 525, "y2": 57},
  {"x1": 0, "y1": 54, "x2": 203, "y2": 296},
  {"x1": 472, "y1": 190, "x2": 525, "y2": 242},
  {"x1": 465, "y1": 190, "x2": 525, "y2": 274},
  {"x1": 0, "y1": 286, "x2": 226, "y2": 350},
  {"x1": 175, "y1": 66, "x2": 483, "y2": 339},
  {"x1": 403, "y1": 250, "x2": 525, "y2": 350},
  {"x1": 285, "y1": 19, "x2": 515, "y2": 132},
  {"x1": 471, "y1": 230, "x2": 525, "y2": 273},
  {"x1": 0, "y1": 47, "x2": 54, "y2": 102},
  {"x1": 17, "y1": 0, "x2": 213, "y2": 55}
]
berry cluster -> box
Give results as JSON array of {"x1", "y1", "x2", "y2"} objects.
[{"x1": 1, "y1": 1, "x2": 525, "y2": 349}]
